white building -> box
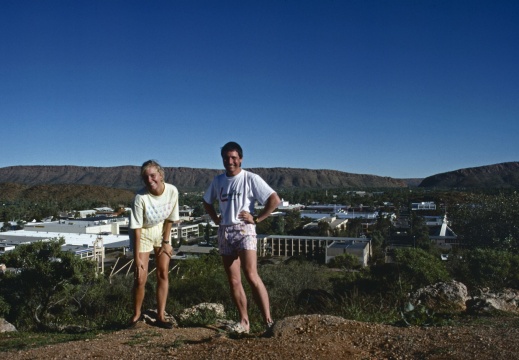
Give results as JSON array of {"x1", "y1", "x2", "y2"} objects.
[
  {"x1": 411, "y1": 202, "x2": 436, "y2": 210},
  {"x1": 172, "y1": 223, "x2": 200, "y2": 240},
  {"x1": 0, "y1": 217, "x2": 131, "y2": 257},
  {"x1": 257, "y1": 235, "x2": 372, "y2": 267},
  {"x1": 0, "y1": 242, "x2": 15, "y2": 254},
  {"x1": 24, "y1": 217, "x2": 128, "y2": 236}
]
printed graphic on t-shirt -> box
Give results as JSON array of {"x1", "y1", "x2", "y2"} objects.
[
  {"x1": 146, "y1": 203, "x2": 173, "y2": 226},
  {"x1": 219, "y1": 187, "x2": 242, "y2": 202}
]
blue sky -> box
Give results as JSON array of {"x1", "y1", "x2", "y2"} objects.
[{"x1": 1, "y1": 0, "x2": 517, "y2": 179}]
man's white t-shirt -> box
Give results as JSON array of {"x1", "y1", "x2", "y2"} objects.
[
  {"x1": 203, "y1": 170, "x2": 275, "y2": 225},
  {"x1": 130, "y1": 183, "x2": 180, "y2": 229}
]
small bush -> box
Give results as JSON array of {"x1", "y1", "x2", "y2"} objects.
[
  {"x1": 260, "y1": 261, "x2": 333, "y2": 319},
  {"x1": 0, "y1": 295, "x2": 10, "y2": 317},
  {"x1": 333, "y1": 289, "x2": 400, "y2": 323},
  {"x1": 395, "y1": 303, "x2": 454, "y2": 327}
]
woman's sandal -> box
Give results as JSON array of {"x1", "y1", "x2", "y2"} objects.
[
  {"x1": 127, "y1": 315, "x2": 143, "y2": 329},
  {"x1": 155, "y1": 320, "x2": 173, "y2": 329}
]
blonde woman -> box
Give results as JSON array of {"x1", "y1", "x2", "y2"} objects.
[{"x1": 129, "y1": 160, "x2": 179, "y2": 329}]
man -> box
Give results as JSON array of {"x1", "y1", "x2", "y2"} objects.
[{"x1": 203, "y1": 141, "x2": 281, "y2": 334}]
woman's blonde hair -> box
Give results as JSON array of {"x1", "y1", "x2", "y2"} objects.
[{"x1": 140, "y1": 160, "x2": 165, "y2": 180}]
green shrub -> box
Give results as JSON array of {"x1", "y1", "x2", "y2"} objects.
[
  {"x1": 448, "y1": 248, "x2": 519, "y2": 290},
  {"x1": 0, "y1": 239, "x2": 98, "y2": 331},
  {"x1": 334, "y1": 289, "x2": 400, "y2": 323},
  {"x1": 76, "y1": 275, "x2": 134, "y2": 329},
  {"x1": 327, "y1": 252, "x2": 361, "y2": 270},
  {"x1": 393, "y1": 248, "x2": 450, "y2": 286},
  {"x1": 396, "y1": 303, "x2": 454, "y2": 327},
  {"x1": 169, "y1": 253, "x2": 231, "y2": 311},
  {"x1": 260, "y1": 261, "x2": 333, "y2": 319},
  {"x1": 0, "y1": 295, "x2": 10, "y2": 317}
]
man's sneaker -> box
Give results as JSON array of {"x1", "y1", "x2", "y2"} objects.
[
  {"x1": 225, "y1": 322, "x2": 249, "y2": 334},
  {"x1": 263, "y1": 321, "x2": 275, "y2": 337}
]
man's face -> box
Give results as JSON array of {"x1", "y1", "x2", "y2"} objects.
[{"x1": 222, "y1": 150, "x2": 242, "y2": 176}]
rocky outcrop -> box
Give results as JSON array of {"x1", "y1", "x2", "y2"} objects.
[
  {"x1": 410, "y1": 281, "x2": 519, "y2": 315},
  {"x1": 0, "y1": 318, "x2": 17, "y2": 333},
  {"x1": 409, "y1": 280, "x2": 469, "y2": 313},
  {"x1": 178, "y1": 303, "x2": 225, "y2": 324},
  {"x1": 466, "y1": 288, "x2": 519, "y2": 315}
]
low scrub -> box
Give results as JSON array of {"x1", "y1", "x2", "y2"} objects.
[{"x1": 2, "y1": 243, "x2": 517, "y2": 334}]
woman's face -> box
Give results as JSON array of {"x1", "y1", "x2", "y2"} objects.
[{"x1": 142, "y1": 165, "x2": 164, "y2": 194}]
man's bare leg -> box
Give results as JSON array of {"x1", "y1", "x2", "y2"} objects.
[
  {"x1": 240, "y1": 250, "x2": 272, "y2": 325},
  {"x1": 222, "y1": 254, "x2": 250, "y2": 332}
]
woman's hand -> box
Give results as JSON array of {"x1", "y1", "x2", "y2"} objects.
[
  {"x1": 134, "y1": 259, "x2": 145, "y2": 279},
  {"x1": 158, "y1": 242, "x2": 173, "y2": 258}
]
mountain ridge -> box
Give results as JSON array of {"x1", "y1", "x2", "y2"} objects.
[
  {"x1": 419, "y1": 161, "x2": 519, "y2": 188},
  {"x1": 1, "y1": 161, "x2": 518, "y2": 191},
  {"x1": 0, "y1": 165, "x2": 408, "y2": 191}
]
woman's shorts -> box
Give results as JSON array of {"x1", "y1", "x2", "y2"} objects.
[
  {"x1": 129, "y1": 223, "x2": 164, "y2": 253},
  {"x1": 217, "y1": 223, "x2": 257, "y2": 256}
]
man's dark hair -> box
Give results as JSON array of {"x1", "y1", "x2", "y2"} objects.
[{"x1": 221, "y1": 141, "x2": 243, "y2": 159}]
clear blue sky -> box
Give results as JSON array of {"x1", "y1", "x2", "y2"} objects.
[{"x1": 1, "y1": 0, "x2": 517, "y2": 179}]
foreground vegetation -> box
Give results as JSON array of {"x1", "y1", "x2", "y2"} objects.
[
  {"x1": 1, "y1": 242, "x2": 518, "y2": 336},
  {"x1": 1, "y1": 189, "x2": 518, "y2": 344}
]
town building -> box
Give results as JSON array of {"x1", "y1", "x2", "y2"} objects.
[
  {"x1": 172, "y1": 223, "x2": 200, "y2": 240},
  {"x1": 173, "y1": 244, "x2": 215, "y2": 260},
  {"x1": 428, "y1": 215, "x2": 459, "y2": 250},
  {"x1": 411, "y1": 202, "x2": 436, "y2": 210},
  {"x1": 257, "y1": 234, "x2": 371, "y2": 267}
]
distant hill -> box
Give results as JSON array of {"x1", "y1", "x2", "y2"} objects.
[
  {"x1": 0, "y1": 182, "x2": 135, "y2": 205},
  {"x1": 400, "y1": 178, "x2": 423, "y2": 187},
  {"x1": 419, "y1": 162, "x2": 519, "y2": 188},
  {"x1": 0, "y1": 165, "x2": 407, "y2": 191},
  {"x1": 1, "y1": 163, "x2": 517, "y2": 205}
]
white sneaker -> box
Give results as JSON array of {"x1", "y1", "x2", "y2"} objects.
[{"x1": 226, "y1": 322, "x2": 249, "y2": 334}]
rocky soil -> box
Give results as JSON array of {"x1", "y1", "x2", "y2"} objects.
[{"x1": 4, "y1": 314, "x2": 519, "y2": 360}]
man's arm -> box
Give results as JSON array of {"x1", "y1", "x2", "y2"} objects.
[
  {"x1": 203, "y1": 201, "x2": 221, "y2": 225},
  {"x1": 254, "y1": 192, "x2": 281, "y2": 223}
]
